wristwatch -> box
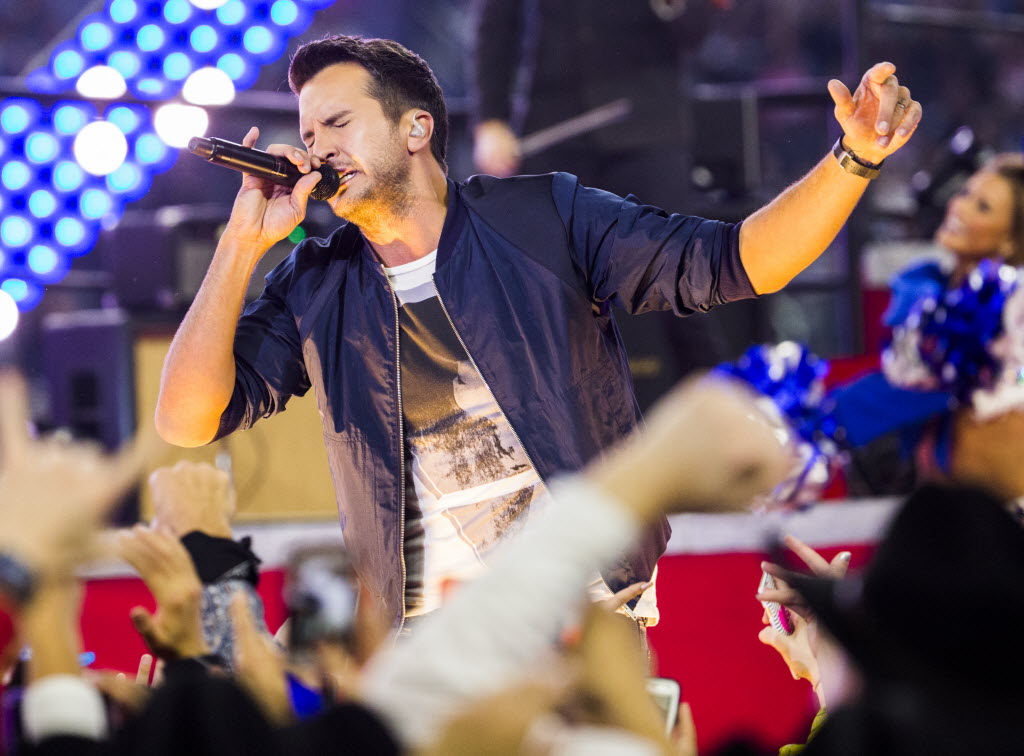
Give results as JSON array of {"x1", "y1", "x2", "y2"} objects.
[
  {"x1": 0, "y1": 552, "x2": 36, "y2": 606},
  {"x1": 832, "y1": 137, "x2": 884, "y2": 180}
]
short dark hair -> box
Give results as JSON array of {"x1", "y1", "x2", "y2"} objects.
[{"x1": 288, "y1": 35, "x2": 449, "y2": 172}]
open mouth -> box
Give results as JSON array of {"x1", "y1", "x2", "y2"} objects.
[{"x1": 338, "y1": 170, "x2": 357, "y2": 186}]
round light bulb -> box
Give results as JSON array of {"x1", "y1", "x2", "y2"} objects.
[
  {"x1": 182, "y1": 67, "x2": 236, "y2": 106},
  {"x1": 189, "y1": 0, "x2": 228, "y2": 8},
  {"x1": 75, "y1": 65, "x2": 128, "y2": 99},
  {"x1": 154, "y1": 103, "x2": 209, "y2": 148},
  {"x1": 0, "y1": 290, "x2": 19, "y2": 340},
  {"x1": 73, "y1": 120, "x2": 129, "y2": 175}
]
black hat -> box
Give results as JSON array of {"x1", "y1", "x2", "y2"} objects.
[{"x1": 788, "y1": 483, "x2": 1024, "y2": 701}]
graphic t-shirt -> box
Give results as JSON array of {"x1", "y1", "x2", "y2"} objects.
[{"x1": 385, "y1": 252, "x2": 550, "y2": 617}]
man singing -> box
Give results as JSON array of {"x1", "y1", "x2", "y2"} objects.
[{"x1": 155, "y1": 35, "x2": 920, "y2": 628}]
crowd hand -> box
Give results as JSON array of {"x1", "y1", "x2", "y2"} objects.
[
  {"x1": 0, "y1": 372, "x2": 157, "y2": 581},
  {"x1": 118, "y1": 525, "x2": 209, "y2": 661},
  {"x1": 570, "y1": 605, "x2": 674, "y2": 753},
  {"x1": 88, "y1": 654, "x2": 156, "y2": 716},
  {"x1": 589, "y1": 376, "x2": 791, "y2": 522},
  {"x1": 757, "y1": 535, "x2": 851, "y2": 621},
  {"x1": 222, "y1": 125, "x2": 324, "y2": 251},
  {"x1": 758, "y1": 602, "x2": 820, "y2": 687},
  {"x1": 148, "y1": 460, "x2": 236, "y2": 538},
  {"x1": 828, "y1": 61, "x2": 922, "y2": 164},
  {"x1": 472, "y1": 119, "x2": 521, "y2": 177},
  {"x1": 230, "y1": 592, "x2": 291, "y2": 725},
  {"x1": 599, "y1": 580, "x2": 652, "y2": 613},
  {"x1": 21, "y1": 576, "x2": 86, "y2": 681},
  {"x1": 671, "y1": 702, "x2": 698, "y2": 756}
]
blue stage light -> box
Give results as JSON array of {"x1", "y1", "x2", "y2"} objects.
[
  {"x1": 164, "y1": 0, "x2": 192, "y2": 25},
  {"x1": 1, "y1": 279, "x2": 29, "y2": 303},
  {"x1": 1, "y1": 161, "x2": 31, "y2": 191},
  {"x1": 106, "y1": 105, "x2": 141, "y2": 134},
  {"x1": 25, "y1": 132, "x2": 59, "y2": 163},
  {"x1": 53, "y1": 104, "x2": 90, "y2": 135},
  {"x1": 271, "y1": 0, "x2": 299, "y2": 25},
  {"x1": 107, "y1": 162, "x2": 143, "y2": 194},
  {"x1": 53, "y1": 49, "x2": 85, "y2": 80},
  {"x1": 136, "y1": 24, "x2": 166, "y2": 52},
  {"x1": 191, "y1": 25, "x2": 219, "y2": 53},
  {"x1": 136, "y1": 77, "x2": 166, "y2": 96},
  {"x1": 28, "y1": 190, "x2": 58, "y2": 218},
  {"x1": 163, "y1": 52, "x2": 192, "y2": 80},
  {"x1": 80, "y1": 22, "x2": 114, "y2": 52},
  {"x1": 1, "y1": 217, "x2": 33, "y2": 248},
  {"x1": 53, "y1": 160, "x2": 86, "y2": 192},
  {"x1": 135, "y1": 133, "x2": 167, "y2": 164},
  {"x1": 1, "y1": 103, "x2": 31, "y2": 134},
  {"x1": 216, "y1": 53, "x2": 246, "y2": 80},
  {"x1": 217, "y1": 0, "x2": 247, "y2": 25},
  {"x1": 79, "y1": 189, "x2": 113, "y2": 220},
  {"x1": 243, "y1": 26, "x2": 273, "y2": 54},
  {"x1": 108, "y1": 0, "x2": 138, "y2": 24},
  {"x1": 54, "y1": 217, "x2": 86, "y2": 247},
  {"x1": 108, "y1": 50, "x2": 142, "y2": 79},
  {"x1": 27, "y1": 245, "x2": 59, "y2": 276}
]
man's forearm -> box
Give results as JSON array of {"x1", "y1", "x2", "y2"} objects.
[
  {"x1": 155, "y1": 236, "x2": 266, "y2": 447},
  {"x1": 739, "y1": 151, "x2": 871, "y2": 294}
]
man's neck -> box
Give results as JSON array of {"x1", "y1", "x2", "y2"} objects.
[{"x1": 364, "y1": 171, "x2": 449, "y2": 267}]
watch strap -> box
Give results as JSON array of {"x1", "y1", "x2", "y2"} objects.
[{"x1": 832, "y1": 137, "x2": 884, "y2": 180}]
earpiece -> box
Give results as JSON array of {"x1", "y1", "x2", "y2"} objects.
[{"x1": 411, "y1": 122, "x2": 426, "y2": 138}]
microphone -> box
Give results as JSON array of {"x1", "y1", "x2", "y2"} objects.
[{"x1": 187, "y1": 136, "x2": 342, "y2": 201}]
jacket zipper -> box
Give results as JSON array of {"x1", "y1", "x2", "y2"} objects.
[
  {"x1": 431, "y1": 280, "x2": 541, "y2": 478},
  {"x1": 390, "y1": 287, "x2": 408, "y2": 633}
]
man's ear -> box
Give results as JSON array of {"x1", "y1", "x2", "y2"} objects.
[{"x1": 407, "y1": 110, "x2": 432, "y2": 152}]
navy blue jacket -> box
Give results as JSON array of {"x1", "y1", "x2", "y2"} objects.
[{"x1": 217, "y1": 172, "x2": 757, "y2": 623}]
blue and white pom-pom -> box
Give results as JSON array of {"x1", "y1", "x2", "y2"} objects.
[
  {"x1": 884, "y1": 259, "x2": 1019, "y2": 407},
  {"x1": 714, "y1": 341, "x2": 841, "y2": 508}
]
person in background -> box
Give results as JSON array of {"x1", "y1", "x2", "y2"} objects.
[{"x1": 471, "y1": 0, "x2": 733, "y2": 411}]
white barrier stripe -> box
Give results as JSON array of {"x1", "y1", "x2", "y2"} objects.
[{"x1": 81, "y1": 498, "x2": 900, "y2": 579}]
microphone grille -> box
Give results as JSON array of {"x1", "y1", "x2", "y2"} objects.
[{"x1": 310, "y1": 164, "x2": 342, "y2": 201}]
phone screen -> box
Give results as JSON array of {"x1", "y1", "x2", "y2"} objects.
[
  {"x1": 285, "y1": 544, "x2": 360, "y2": 655},
  {"x1": 645, "y1": 676, "x2": 680, "y2": 735}
]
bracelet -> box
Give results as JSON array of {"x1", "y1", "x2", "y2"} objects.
[{"x1": 832, "y1": 137, "x2": 884, "y2": 180}]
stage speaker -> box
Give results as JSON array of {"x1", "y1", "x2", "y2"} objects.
[
  {"x1": 691, "y1": 90, "x2": 761, "y2": 198},
  {"x1": 42, "y1": 308, "x2": 138, "y2": 522}
]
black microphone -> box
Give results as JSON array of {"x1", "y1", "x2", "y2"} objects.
[{"x1": 187, "y1": 136, "x2": 342, "y2": 201}]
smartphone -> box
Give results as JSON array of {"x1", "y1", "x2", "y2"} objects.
[
  {"x1": 645, "y1": 676, "x2": 681, "y2": 735},
  {"x1": 284, "y1": 544, "x2": 360, "y2": 657},
  {"x1": 758, "y1": 570, "x2": 794, "y2": 635}
]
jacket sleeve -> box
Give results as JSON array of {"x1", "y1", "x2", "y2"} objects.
[
  {"x1": 556, "y1": 174, "x2": 757, "y2": 315},
  {"x1": 469, "y1": 0, "x2": 526, "y2": 125},
  {"x1": 214, "y1": 252, "x2": 311, "y2": 440}
]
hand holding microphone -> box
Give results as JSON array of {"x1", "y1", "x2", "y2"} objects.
[
  {"x1": 188, "y1": 135, "x2": 341, "y2": 200},
  {"x1": 198, "y1": 127, "x2": 333, "y2": 253}
]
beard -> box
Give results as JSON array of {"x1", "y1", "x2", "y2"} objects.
[{"x1": 332, "y1": 140, "x2": 413, "y2": 231}]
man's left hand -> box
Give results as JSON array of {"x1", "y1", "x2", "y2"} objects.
[{"x1": 828, "y1": 61, "x2": 922, "y2": 165}]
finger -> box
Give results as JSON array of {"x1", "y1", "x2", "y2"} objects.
[
  {"x1": 92, "y1": 428, "x2": 164, "y2": 516},
  {"x1": 600, "y1": 580, "x2": 653, "y2": 612},
  {"x1": 827, "y1": 79, "x2": 855, "y2": 121},
  {"x1": 829, "y1": 551, "x2": 852, "y2": 578},
  {"x1": 874, "y1": 74, "x2": 900, "y2": 138},
  {"x1": 230, "y1": 591, "x2": 258, "y2": 652},
  {"x1": 862, "y1": 60, "x2": 896, "y2": 88},
  {"x1": 895, "y1": 99, "x2": 922, "y2": 140},
  {"x1": 0, "y1": 371, "x2": 30, "y2": 463},
  {"x1": 783, "y1": 535, "x2": 831, "y2": 575},
  {"x1": 129, "y1": 607, "x2": 161, "y2": 650},
  {"x1": 136, "y1": 653, "x2": 153, "y2": 685},
  {"x1": 290, "y1": 170, "x2": 323, "y2": 215},
  {"x1": 265, "y1": 144, "x2": 313, "y2": 173},
  {"x1": 117, "y1": 529, "x2": 161, "y2": 576},
  {"x1": 241, "y1": 126, "x2": 259, "y2": 148}
]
